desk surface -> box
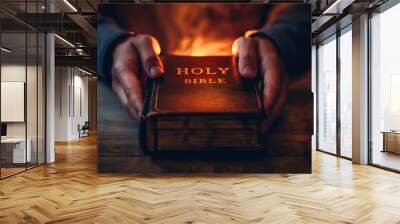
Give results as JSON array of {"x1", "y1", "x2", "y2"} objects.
[
  {"x1": 1, "y1": 138, "x2": 28, "y2": 143},
  {"x1": 381, "y1": 131, "x2": 400, "y2": 134}
]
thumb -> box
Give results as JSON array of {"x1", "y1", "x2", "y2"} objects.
[{"x1": 130, "y1": 34, "x2": 164, "y2": 78}]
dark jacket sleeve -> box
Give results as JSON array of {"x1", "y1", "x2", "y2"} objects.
[
  {"x1": 97, "y1": 18, "x2": 129, "y2": 85},
  {"x1": 255, "y1": 5, "x2": 311, "y2": 77}
]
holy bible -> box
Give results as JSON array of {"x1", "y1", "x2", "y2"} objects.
[{"x1": 140, "y1": 55, "x2": 264, "y2": 152}]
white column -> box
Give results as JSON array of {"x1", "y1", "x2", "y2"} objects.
[
  {"x1": 55, "y1": 67, "x2": 73, "y2": 141},
  {"x1": 312, "y1": 45, "x2": 317, "y2": 151},
  {"x1": 352, "y1": 14, "x2": 369, "y2": 164},
  {"x1": 45, "y1": 1, "x2": 56, "y2": 163},
  {"x1": 46, "y1": 32, "x2": 55, "y2": 163}
]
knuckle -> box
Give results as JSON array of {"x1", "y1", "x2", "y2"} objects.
[
  {"x1": 113, "y1": 59, "x2": 138, "y2": 75},
  {"x1": 242, "y1": 37, "x2": 254, "y2": 45},
  {"x1": 238, "y1": 39, "x2": 257, "y2": 54},
  {"x1": 111, "y1": 67, "x2": 125, "y2": 81},
  {"x1": 111, "y1": 82, "x2": 117, "y2": 91},
  {"x1": 122, "y1": 102, "x2": 130, "y2": 111},
  {"x1": 241, "y1": 54, "x2": 255, "y2": 60},
  {"x1": 260, "y1": 57, "x2": 269, "y2": 66},
  {"x1": 126, "y1": 89, "x2": 137, "y2": 102},
  {"x1": 237, "y1": 37, "x2": 246, "y2": 47},
  {"x1": 137, "y1": 34, "x2": 153, "y2": 44},
  {"x1": 237, "y1": 36, "x2": 246, "y2": 43},
  {"x1": 117, "y1": 38, "x2": 132, "y2": 50},
  {"x1": 112, "y1": 61, "x2": 126, "y2": 74},
  {"x1": 249, "y1": 37, "x2": 258, "y2": 44},
  {"x1": 144, "y1": 55, "x2": 159, "y2": 66}
]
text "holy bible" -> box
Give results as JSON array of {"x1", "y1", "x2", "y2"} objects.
[{"x1": 176, "y1": 67, "x2": 230, "y2": 85}]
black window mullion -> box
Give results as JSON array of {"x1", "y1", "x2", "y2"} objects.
[
  {"x1": 336, "y1": 29, "x2": 341, "y2": 157},
  {"x1": 316, "y1": 44, "x2": 320, "y2": 151},
  {"x1": 367, "y1": 11, "x2": 373, "y2": 165},
  {"x1": 36, "y1": 0, "x2": 39, "y2": 168},
  {"x1": 24, "y1": 0, "x2": 28, "y2": 171}
]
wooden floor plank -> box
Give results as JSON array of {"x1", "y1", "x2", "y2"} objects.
[{"x1": 1, "y1": 135, "x2": 400, "y2": 223}]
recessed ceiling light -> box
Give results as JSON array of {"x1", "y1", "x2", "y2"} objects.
[
  {"x1": 63, "y1": 0, "x2": 78, "y2": 12},
  {"x1": 322, "y1": 0, "x2": 354, "y2": 15},
  {"x1": 1, "y1": 47, "x2": 11, "y2": 53},
  {"x1": 78, "y1": 67, "x2": 93, "y2": 76},
  {"x1": 54, "y1": 34, "x2": 75, "y2": 48}
]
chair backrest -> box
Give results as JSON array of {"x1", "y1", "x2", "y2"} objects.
[
  {"x1": 82, "y1": 121, "x2": 90, "y2": 129},
  {"x1": 1, "y1": 123, "x2": 7, "y2": 137}
]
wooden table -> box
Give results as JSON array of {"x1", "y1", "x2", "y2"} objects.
[
  {"x1": 1, "y1": 138, "x2": 31, "y2": 164},
  {"x1": 382, "y1": 131, "x2": 400, "y2": 154}
]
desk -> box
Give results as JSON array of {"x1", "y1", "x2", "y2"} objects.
[
  {"x1": 382, "y1": 131, "x2": 400, "y2": 154},
  {"x1": 1, "y1": 138, "x2": 31, "y2": 163}
]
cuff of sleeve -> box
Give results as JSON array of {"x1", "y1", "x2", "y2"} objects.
[
  {"x1": 251, "y1": 25, "x2": 297, "y2": 76},
  {"x1": 97, "y1": 25, "x2": 130, "y2": 84}
]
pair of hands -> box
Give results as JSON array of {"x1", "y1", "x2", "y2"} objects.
[{"x1": 111, "y1": 34, "x2": 288, "y2": 132}]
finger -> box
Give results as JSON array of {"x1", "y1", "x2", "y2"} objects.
[
  {"x1": 235, "y1": 37, "x2": 258, "y2": 78},
  {"x1": 261, "y1": 79, "x2": 288, "y2": 132},
  {"x1": 131, "y1": 34, "x2": 164, "y2": 78},
  {"x1": 112, "y1": 80, "x2": 139, "y2": 120},
  {"x1": 112, "y1": 58, "x2": 144, "y2": 114},
  {"x1": 260, "y1": 57, "x2": 284, "y2": 113},
  {"x1": 112, "y1": 40, "x2": 140, "y2": 91},
  {"x1": 258, "y1": 39, "x2": 285, "y2": 114}
]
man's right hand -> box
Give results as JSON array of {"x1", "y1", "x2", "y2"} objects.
[{"x1": 111, "y1": 34, "x2": 163, "y2": 120}]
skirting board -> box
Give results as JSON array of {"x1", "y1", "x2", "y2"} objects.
[{"x1": 98, "y1": 155, "x2": 311, "y2": 173}]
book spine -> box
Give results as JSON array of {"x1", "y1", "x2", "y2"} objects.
[{"x1": 139, "y1": 79, "x2": 155, "y2": 152}]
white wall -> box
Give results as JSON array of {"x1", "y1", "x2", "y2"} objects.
[
  {"x1": 1, "y1": 65, "x2": 27, "y2": 139},
  {"x1": 312, "y1": 45, "x2": 317, "y2": 151},
  {"x1": 1, "y1": 63, "x2": 46, "y2": 164},
  {"x1": 55, "y1": 66, "x2": 70, "y2": 141},
  {"x1": 1, "y1": 65, "x2": 42, "y2": 137},
  {"x1": 54, "y1": 67, "x2": 89, "y2": 141}
]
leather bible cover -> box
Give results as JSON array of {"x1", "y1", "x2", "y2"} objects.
[{"x1": 140, "y1": 55, "x2": 264, "y2": 152}]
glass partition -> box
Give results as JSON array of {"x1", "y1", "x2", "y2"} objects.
[
  {"x1": 0, "y1": 1, "x2": 46, "y2": 179},
  {"x1": 1, "y1": 30, "x2": 28, "y2": 177},
  {"x1": 339, "y1": 27, "x2": 352, "y2": 158},
  {"x1": 317, "y1": 35, "x2": 337, "y2": 154},
  {"x1": 38, "y1": 32, "x2": 45, "y2": 165},
  {"x1": 27, "y1": 30, "x2": 38, "y2": 169},
  {"x1": 370, "y1": 3, "x2": 400, "y2": 171}
]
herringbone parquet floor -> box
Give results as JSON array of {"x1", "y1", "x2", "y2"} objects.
[{"x1": 1, "y1": 135, "x2": 400, "y2": 224}]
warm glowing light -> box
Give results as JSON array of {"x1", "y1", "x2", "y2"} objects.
[
  {"x1": 173, "y1": 37, "x2": 233, "y2": 56},
  {"x1": 231, "y1": 39, "x2": 239, "y2": 57},
  {"x1": 230, "y1": 30, "x2": 258, "y2": 57},
  {"x1": 244, "y1": 29, "x2": 257, "y2": 38},
  {"x1": 151, "y1": 37, "x2": 162, "y2": 55}
]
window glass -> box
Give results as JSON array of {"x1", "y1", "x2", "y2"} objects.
[
  {"x1": 0, "y1": 1, "x2": 46, "y2": 179},
  {"x1": 1, "y1": 31, "x2": 28, "y2": 178},
  {"x1": 317, "y1": 36, "x2": 337, "y2": 154},
  {"x1": 339, "y1": 29, "x2": 352, "y2": 158},
  {"x1": 371, "y1": 3, "x2": 400, "y2": 171}
]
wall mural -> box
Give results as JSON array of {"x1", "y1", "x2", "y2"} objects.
[{"x1": 97, "y1": 3, "x2": 312, "y2": 173}]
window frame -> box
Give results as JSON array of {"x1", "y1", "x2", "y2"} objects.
[
  {"x1": 367, "y1": 0, "x2": 400, "y2": 173},
  {"x1": 315, "y1": 22, "x2": 353, "y2": 160}
]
